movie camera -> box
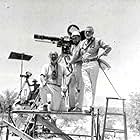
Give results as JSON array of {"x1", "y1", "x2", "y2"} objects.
[
  {"x1": 34, "y1": 25, "x2": 86, "y2": 74},
  {"x1": 34, "y1": 34, "x2": 73, "y2": 55},
  {"x1": 34, "y1": 24, "x2": 86, "y2": 56}
]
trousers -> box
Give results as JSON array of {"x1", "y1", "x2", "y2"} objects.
[
  {"x1": 68, "y1": 64, "x2": 84, "y2": 109},
  {"x1": 82, "y1": 61, "x2": 99, "y2": 109},
  {"x1": 39, "y1": 84, "x2": 66, "y2": 111}
]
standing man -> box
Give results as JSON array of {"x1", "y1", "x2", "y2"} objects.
[
  {"x1": 39, "y1": 51, "x2": 67, "y2": 112},
  {"x1": 68, "y1": 31, "x2": 84, "y2": 112},
  {"x1": 80, "y1": 26, "x2": 112, "y2": 112}
]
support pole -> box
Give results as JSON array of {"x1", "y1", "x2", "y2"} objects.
[
  {"x1": 20, "y1": 54, "x2": 24, "y2": 100},
  {"x1": 123, "y1": 100, "x2": 128, "y2": 140},
  {"x1": 102, "y1": 98, "x2": 109, "y2": 140},
  {"x1": 91, "y1": 108, "x2": 95, "y2": 140},
  {"x1": 96, "y1": 109, "x2": 100, "y2": 140},
  {"x1": 6, "y1": 106, "x2": 10, "y2": 140}
]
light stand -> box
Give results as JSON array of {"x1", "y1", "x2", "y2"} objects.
[{"x1": 8, "y1": 51, "x2": 33, "y2": 100}]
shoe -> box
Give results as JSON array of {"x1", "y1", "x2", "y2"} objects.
[
  {"x1": 43, "y1": 104, "x2": 48, "y2": 111},
  {"x1": 84, "y1": 109, "x2": 92, "y2": 114},
  {"x1": 71, "y1": 107, "x2": 82, "y2": 112},
  {"x1": 84, "y1": 107, "x2": 94, "y2": 114},
  {"x1": 68, "y1": 107, "x2": 75, "y2": 112}
]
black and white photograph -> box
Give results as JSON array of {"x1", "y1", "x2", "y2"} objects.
[{"x1": 0, "y1": 0, "x2": 140, "y2": 140}]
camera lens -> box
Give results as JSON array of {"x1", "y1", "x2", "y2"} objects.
[{"x1": 51, "y1": 70, "x2": 57, "y2": 80}]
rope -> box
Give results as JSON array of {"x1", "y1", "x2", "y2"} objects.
[{"x1": 100, "y1": 67, "x2": 122, "y2": 99}]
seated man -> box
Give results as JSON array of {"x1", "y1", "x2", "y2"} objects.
[
  {"x1": 25, "y1": 79, "x2": 40, "y2": 106},
  {"x1": 39, "y1": 51, "x2": 68, "y2": 112}
]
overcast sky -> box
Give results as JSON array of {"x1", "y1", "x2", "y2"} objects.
[{"x1": 0, "y1": 0, "x2": 140, "y2": 102}]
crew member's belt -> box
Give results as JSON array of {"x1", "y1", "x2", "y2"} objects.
[
  {"x1": 47, "y1": 83, "x2": 61, "y2": 87},
  {"x1": 82, "y1": 58, "x2": 98, "y2": 63},
  {"x1": 75, "y1": 60, "x2": 82, "y2": 64}
]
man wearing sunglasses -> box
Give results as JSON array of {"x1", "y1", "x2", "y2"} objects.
[
  {"x1": 70, "y1": 26, "x2": 112, "y2": 113},
  {"x1": 80, "y1": 26, "x2": 112, "y2": 113}
]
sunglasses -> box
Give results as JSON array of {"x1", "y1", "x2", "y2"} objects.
[{"x1": 85, "y1": 30, "x2": 93, "y2": 34}]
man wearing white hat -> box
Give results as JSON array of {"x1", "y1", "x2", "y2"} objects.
[{"x1": 68, "y1": 31, "x2": 84, "y2": 112}]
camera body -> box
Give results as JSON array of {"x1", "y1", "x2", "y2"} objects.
[
  {"x1": 57, "y1": 36, "x2": 72, "y2": 55},
  {"x1": 51, "y1": 70, "x2": 58, "y2": 80}
]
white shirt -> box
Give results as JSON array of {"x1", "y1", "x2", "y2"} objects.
[{"x1": 41, "y1": 63, "x2": 67, "y2": 86}]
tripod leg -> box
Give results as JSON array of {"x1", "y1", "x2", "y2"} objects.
[{"x1": 18, "y1": 80, "x2": 27, "y2": 99}]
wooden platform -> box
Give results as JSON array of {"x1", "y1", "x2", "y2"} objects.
[{"x1": 12, "y1": 110, "x2": 95, "y2": 116}]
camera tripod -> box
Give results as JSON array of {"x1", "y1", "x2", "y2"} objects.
[{"x1": 17, "y1": 71, "x2": 32, "y2": 100}]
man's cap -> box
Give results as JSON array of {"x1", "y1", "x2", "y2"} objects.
[{"x1": 71, "y1": 31, "x2": 80, "y2": 37}]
